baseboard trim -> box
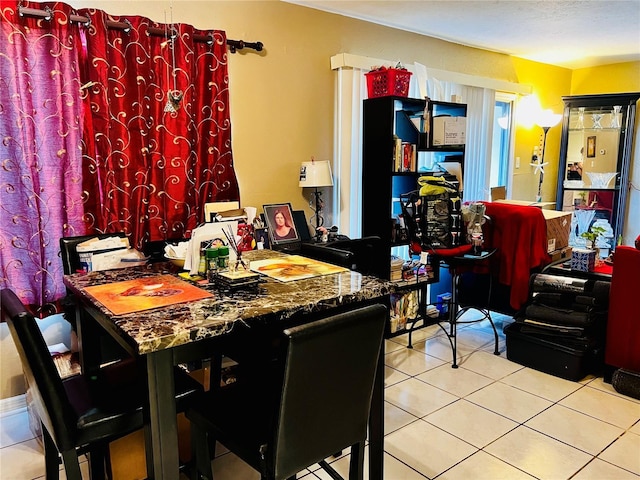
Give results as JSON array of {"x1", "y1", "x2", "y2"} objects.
[{"x1": 0, "y1": 394, "x2": 27, "y2": 416}]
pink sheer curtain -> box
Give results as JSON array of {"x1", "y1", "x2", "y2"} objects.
[
  {"x1": 0, "y1": 1, "x2": 239, "y2": 311},
  {"x1": 0, "y1": 1, "x2": 86, "y2": 312}
]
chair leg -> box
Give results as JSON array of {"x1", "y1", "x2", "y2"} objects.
[
  {"x1": 486, "y1": 274, "x2": 500, "y2": 356},
  {"x1": 42, "y1": 427, "x2": 61, "y2": 480},
  {"x1": 450, "y1": 270, "x2": 461, "y2": 368},
  {"x1": 190, "y1": 422, "x2": 214, "y2": 480},
  {"x1": 348, "y1": 442, "x2": 365, "y2": 480},
  {"x1": 88, "y1": 446, "x2": 107, "y2": 480},
  {"x1": 60, "y1": 449, "x2": 83, "y2": 480}
]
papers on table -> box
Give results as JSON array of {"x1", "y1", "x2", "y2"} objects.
[
  {"x1": 75, "y1": 236, "x2": 147, "y2": 272},
  {"x1": 203, "y1": 201, "x2": 240, "y2": 223}
]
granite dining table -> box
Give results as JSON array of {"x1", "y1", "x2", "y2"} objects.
[{"x1": 63, "y1": 249, "x2": 391, "y2": 480}]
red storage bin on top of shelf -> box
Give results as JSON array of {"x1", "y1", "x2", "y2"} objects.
[{"x1": 365, "y1": 68, "x2": 412, "y2": 98}]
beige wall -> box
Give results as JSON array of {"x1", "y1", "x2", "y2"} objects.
[
  {"x1": 66, "y1": 0, "x2": 564, "y2": 217},
  {"x1": 2, "y1": 1, "x2": 638, "y2": 401},
  {"x1": 510, "y1": 58, "x2": 573, "y2": 202}
]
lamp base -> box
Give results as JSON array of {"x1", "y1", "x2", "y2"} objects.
[{"x1": 310, "y1": 188, "x2": 325, "y2": 231}]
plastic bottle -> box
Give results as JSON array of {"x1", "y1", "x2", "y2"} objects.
[
  {"x1": 198, "y1": 242, "x2": 208, "y2": 275},
  {"x1": 217, "y1": 245, "x2": 229, "y2": 272},
  {"x1": 206, "y1": 248, "x2": 218, "y2": 283}
]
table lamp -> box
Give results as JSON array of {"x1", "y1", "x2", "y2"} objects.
[{"x1": 299, "y1": 158, "x2": 333, "y2": 230}]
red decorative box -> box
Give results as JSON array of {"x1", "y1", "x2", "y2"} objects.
[{"x1": 365, "y1": 68, "x2": 412, "y2": 98}]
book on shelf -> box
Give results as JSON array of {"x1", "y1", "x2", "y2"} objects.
[
  {"x1": 390, "y1": 255, "x2": 404, "y2": 281},
  {"x1": 401, "y1": 259, "x2": 435, "y2": 282},
  {"x1": 393, "y1": 138, "x2": 417, "y2": 172}
]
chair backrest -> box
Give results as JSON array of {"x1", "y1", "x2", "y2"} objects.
[
  {"x1": 1, "y1": 289, "x2": 78, "y2": 452},
  {"x1": 326, "y1": 236, "x2": 384, "y2": 277},
  {"x1": 606, "y1": 245, "x2": 640, "y2": 371},
  {"x1": 271, "y1": 303, "x2": 387, "y2": 480},
  {"x1": 300, "y1": 236, "x2": 384, "y2": 277},
  {"x1": 60, "y1": 232, "x2": 127, "y2": 275}
]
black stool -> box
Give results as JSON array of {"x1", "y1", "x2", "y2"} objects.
[{"x1": 408, "y1": 248, "x2": 500, "y2": 368}]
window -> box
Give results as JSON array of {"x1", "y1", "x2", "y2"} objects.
[{"x1": 491, "y1": 93, "x2": 516, "y2": 191}]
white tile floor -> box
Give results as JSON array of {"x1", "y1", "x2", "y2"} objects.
[{"x1": 1, "y1": 313, "x2": 639, "y2": 479}]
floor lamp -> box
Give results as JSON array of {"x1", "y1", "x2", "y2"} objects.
[
  {"x1": 532, "y1": 109, "x2": 562, "y2": 202},
  {"x1": 299, "y1": 159, "x2": 333, "y2": 231}
]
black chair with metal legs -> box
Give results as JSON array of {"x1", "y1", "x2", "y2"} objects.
[
  {"x1": 1, "y1": 288, "x2": 202, "y2": 479},
  {"x1": 435, "y1": 248, "x2": 500, "y2": 368},
  {"x1": 400, "y1": 195, "x2": 501, "y2": 367},
  {"x1": 405, "y1": 247, "x2": 501, "y2": 368},
  {"x1": 186, "y1": 303, "x2": 387, "y2": 480}
]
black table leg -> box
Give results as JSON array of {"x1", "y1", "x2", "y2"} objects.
[{"x1": 144, "y1": 349, "x2": 179, "y2": 480}]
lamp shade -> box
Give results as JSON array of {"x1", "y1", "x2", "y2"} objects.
[
  {"x1": 537, "y1": 109, "x2": 562, "y2": 128},
  {"x1": 299, "y1": 160, "x2": 333, "y2": 188}
]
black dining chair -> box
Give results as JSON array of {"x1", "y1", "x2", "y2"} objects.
[
  {"x1": 186, "y1": 303, "x2": 387, "y2": 480},
  {"x1": 1, "y1": 288, "x2": 202, "y2": 479},
  {"x1": 300, "y1": 236, "x2": 385, "y2": 277}
]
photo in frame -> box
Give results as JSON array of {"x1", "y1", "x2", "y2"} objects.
[
  {"x1": 587, "y1": 136, "x2": 596, "y2": 158},
  {"x1": 263, "y1": 203, "x2": 299, "y2": 245},
  {"x1": 254, "y1": 227, "x2": 270, "y2": 249}
]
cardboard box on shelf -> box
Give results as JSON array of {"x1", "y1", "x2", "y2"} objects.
[
  {"x1": 492, "y1": 201, "x2": 572, "y2": 253},
  {"x1": 432, "y1": 116, "x2": 466, "y2": 146},
  {"x1": 549, "y1": 246, "x2": 573, "y2": 263},
  {"x1": 541, "y1": 210, "x2": 572, "y2": 253}
]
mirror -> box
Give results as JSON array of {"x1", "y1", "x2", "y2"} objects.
[{"x1": 565, "y1": 107, "x2": 619, "y2": 186}]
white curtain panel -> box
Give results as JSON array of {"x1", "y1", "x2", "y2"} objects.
[
  {"x1": 333, "y1": 65, "x2": 495, "y2": 237},
  {"x1": 426, "y1": 78, "x2": 496, "y2": 202}
]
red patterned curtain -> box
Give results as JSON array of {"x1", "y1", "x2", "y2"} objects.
[
  {"x1": 0, "y1": 2, "x2": 86, "y2": 312},
  {"x1": 78, "y1": 9, "x2": 239, "y2": 249},
  {"x1": 0, "y1": 1, "x2": 239, "y2": 310}
]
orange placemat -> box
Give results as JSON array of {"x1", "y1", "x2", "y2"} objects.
[
  {"x1": 249, "y1": 255, "x2": 348, "y2": 282},
  {"x1": 84, "y1": 274, "x2": 213, "y2": 315}
]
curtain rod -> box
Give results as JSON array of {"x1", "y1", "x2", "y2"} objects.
[{"x1": 18, "y1": 5, "x2": 264, "y2": 53}]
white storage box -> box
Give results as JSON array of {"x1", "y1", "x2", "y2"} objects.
[{"x1": 432, "y1": 116, "x2": 466, "y2": 146}]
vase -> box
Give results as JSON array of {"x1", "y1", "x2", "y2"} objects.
[
  {"x1": 591, "y1": 113, "x2": 603, "y2": 129},
  {"x1": 587, "y1": 171, "x2": 617, "y2": 188},
  {"x1": 610, "y1": 105, "x2": 621, "y2": 128},
  {"x1": 573, "y1": 209, "x2": 596, "y2": 247},
  {"x1": 576, "y1": 107, "x2": 585, "y2": 129}
]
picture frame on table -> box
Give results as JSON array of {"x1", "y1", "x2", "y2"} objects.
[
  {"x1": 263, "y1": 203, "x2": 299, "y2": 245},
  {"x1": 254, "y1": 227, "x2": 270, "y2": 249}
]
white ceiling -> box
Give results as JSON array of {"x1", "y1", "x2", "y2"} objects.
[{"x1": 284, "y1": 0, "x2": 640, "y2": 69}]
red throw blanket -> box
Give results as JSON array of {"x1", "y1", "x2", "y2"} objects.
[{"x1": 483, "y1": 202, "x2": 551, "y2": 310}]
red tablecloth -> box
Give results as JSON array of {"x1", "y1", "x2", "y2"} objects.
[{"x1": 593, "y1": 263, "x2": 613, "y2": 275}]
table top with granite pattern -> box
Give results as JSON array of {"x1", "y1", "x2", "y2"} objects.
[{"x1": 63, "y1": 249, "x2": 391, "y2": 355}]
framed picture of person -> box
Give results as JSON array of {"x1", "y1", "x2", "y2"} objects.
[{"x1": 263, "y1": 203, "x2": 299, "y2": 245}]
